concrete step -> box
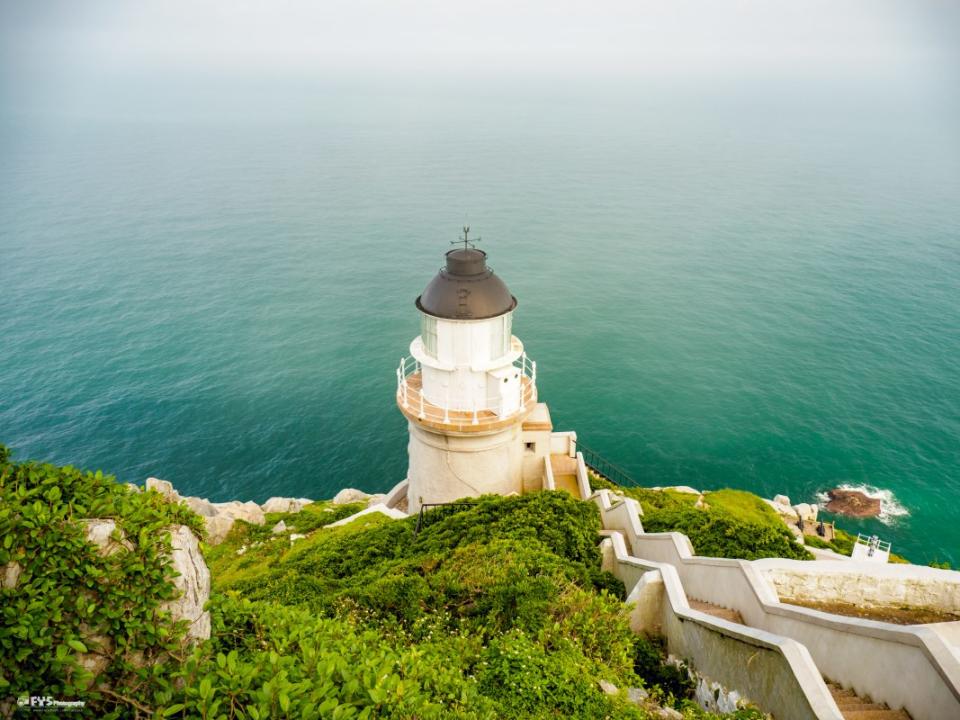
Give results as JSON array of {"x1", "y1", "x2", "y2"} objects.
[
  {"x1": 827, "y1": 684, "x2": 911, "y2": 720},
  {"x1": 687, "y1": 598, "x2": 745, "y2": 625}
]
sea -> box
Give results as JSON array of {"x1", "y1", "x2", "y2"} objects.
[{"x1": 1, "y1": 75, "x2": 958, "y2": 564}]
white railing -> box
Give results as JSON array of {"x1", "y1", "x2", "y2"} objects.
[
  {"x1": 855, "y1": 533, "x2": 891, "y2": 555},
  {"x1": 396, "y1": 353, "x2": 537, "y2": 426}
]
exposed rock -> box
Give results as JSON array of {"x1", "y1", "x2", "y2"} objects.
[
  {"x1": 652, "y1": 706, "x2": 683, "y2": 720},
  {"x1": 271, "y1": 520, "x2": 287, "y2": 534},
  {"x1": 332, "y1": 488, "x2": 372, "y2": 505},
  {"x1": 366, "y1": 494, "x2": 386, "y2": 506},
  {"x1": 627, "y1": 687, "x2": 649, "y2": 703},
  {"x1": 598, "y1": 680, "x2": 618, "y2": 695},
  {"x1": 826, "y1": 489, "x2": 881, "y2": 518},
  {"x1": 204, "y1": 515, "x2": 237, "y2": 545},
  {"x1": 2, "y1": 562, "x2": 21, "y2": 589},
  {"x1": 290, "y1": 533, "x2": 307, "y2": 544},
  {"x1": 162, "y1": 525, "x2": 211, "y2": 641},
  {"x1": 124, "y1": 483, "x2": 141, "y2": 493},
  {"x1": 185, "y1": 496, "x2": 218, "y2": 517},
  {"x1": 261, "y1": 497, "x2": 313, "y2": 514},
  {"x1": 146, "y1": 477, "x2": 179, "y2": 501},
  {"x1": 662, "y1": 485, "x2": 700, "y2": 495},
  {"x1": 793, "y1": 502, "x2": 818, "y2": 522},
  {"x1": 81, "y1": 519, "x2": 134, "y2": 556},
  {"x1": 773, "y1": 494, "x2": 791, "y2": 507}
]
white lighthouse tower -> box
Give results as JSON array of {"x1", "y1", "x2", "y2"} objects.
[{"x1": 396, "y1": 231, "x2": 556, "y2": 512}]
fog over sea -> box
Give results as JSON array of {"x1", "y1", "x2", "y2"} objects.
[{"x1": 1, "y1": 74, "x2": 958, "y2": 564}]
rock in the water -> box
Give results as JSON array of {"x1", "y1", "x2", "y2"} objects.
[
  {"x1": 826, "y1": 489, "x2": 881, "y2": 518},
  {"x1": 773, "y1": 494, "x2": 791, "y2": 507},
  {"x1": 271, "y1": 519, "x2": 287, "y2": 534},
  {"x1": 332, "y1": 488, "x2": 372, "y2": 505},
  {"x1": 162, "y1": 525, "x2": 211, "y2": 641},
  {"x1": 261, "y1": 496, "x2": 313, "y2": 514},
  {"x1": 146, "y1": 477, "x2": 179, "y2": 501}
]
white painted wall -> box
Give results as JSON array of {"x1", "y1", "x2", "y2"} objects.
[
  {"x1": 411, "y1": 312, "x2": 523, "y2": 413},
  {"x1": 405, "y1": 421, "x2": 523, "y2": 512}
]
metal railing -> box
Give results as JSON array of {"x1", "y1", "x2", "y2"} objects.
[
  {"x1": 856, "y1": 533, "x2": 891, "y2": 555},
  {"x1": 413, "y1": 502, "x2": 477, "y2": 535},
  {"x1": 396, "y1": 352, "x2": 537, "y2": 425},
  {"x1": 575, "y1": 441, "x2": 640, "y2": 488}
]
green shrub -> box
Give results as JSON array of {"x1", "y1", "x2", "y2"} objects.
[
  {"x1": 641, "y1": 508, "x2": 811, "y2": 561},
  {"x1": 0, "y1": 445, "x2": 204, "y2": 716}
]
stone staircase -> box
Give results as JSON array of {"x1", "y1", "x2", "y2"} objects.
[
  {"x1": 827, "y1": 684, "x2": 910, "y2": 720},
  {"x1": 687, "y1": 598, "x2": 744, "y2": 625},
  {"x1": 689, "y1": 595, "x2": 913, "y2": 719}
]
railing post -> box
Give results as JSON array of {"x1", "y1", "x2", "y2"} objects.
[{"x1": 532, "y1": 360, "x2": 537, "y2": 384}]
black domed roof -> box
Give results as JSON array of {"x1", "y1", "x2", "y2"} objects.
[{"x1": 416, "y1": 248, "x2": 517, "y2": 320}]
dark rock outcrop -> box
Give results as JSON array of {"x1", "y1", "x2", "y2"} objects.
[{"x1": 825, "y1": 489, "x2": 881, "y2": 518}]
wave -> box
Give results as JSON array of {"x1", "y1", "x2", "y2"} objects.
[{"x1": 816, "y1": 484, "x2": 910, "y2": 525}]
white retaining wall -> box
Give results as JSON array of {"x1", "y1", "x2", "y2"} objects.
[{"x1": 586, "y1": 482, "x2": 960, "y2": 720}]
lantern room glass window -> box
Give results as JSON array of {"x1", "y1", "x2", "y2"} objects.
[
  {"x1": 421, "y1": 314, "x2": 438, "y2": 357},
  {"x1": 490, "y1": 314, "x2": 512, "y2": 359}
]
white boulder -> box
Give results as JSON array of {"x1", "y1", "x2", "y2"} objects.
[
  {"x1": 261, "y1": 497, "x2": 313, "y2": 514},
  {"x1": 773, "y1": 494, "x2": 791, "y2": 507},
  {"x1": 81, "y1": 519, "x2": 134, "y2": 556},
  {"x1": 794, "y1": 503, "x2": 818, "y2": 522},
  {"x1": 184, "y1": 496, "x2": 218, "y2": 517},
  {"x1": 663, "y1": 485, "x2": 701, "y2": 495},
  {"x1": 271, "y1": 519, "x2": 287, "y2": 534},
  {"x1": 162, "y1": 525, "x2": 211, "y2": 641},
  {"x1": 2, "y1": 562, "x2": 21, "y2": 589},
  {"x1": 332, "y1": 488, "x2": 372, "y2": 505},
  {"x1": 146, "y1": 477, "x2": 179, "y2": 501}
]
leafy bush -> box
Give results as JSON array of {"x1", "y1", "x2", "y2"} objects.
[
  {"x1": 0, "y1": 445, "x2": 204, "y2": 716},
  {"x1": 589, "y1": 472, "x2": 812, "y2": 561},
  {"x1": 641, "y1": 508, "x2": 811, "y2": 561}
]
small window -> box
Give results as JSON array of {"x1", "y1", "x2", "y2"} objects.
[
  {"x1": 421, "y1": 314, "x2": 438, "y2": 357},
  {"x1": 525, "y1": 442, "x2": 536, "y2": 454},
  {"x1": 490, "y1": 314, "x2": 512, "y2": 360}
]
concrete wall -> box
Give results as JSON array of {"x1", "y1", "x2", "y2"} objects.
[
  {"x1": 758, "y1": 560, "x2": 960, "y2": 614},
  {"x1": 589, "y1": 490, "x2": 960, "y2": 720},
  {"x1": 602, "y1": 529, "x2": 842, "y2": 720}
]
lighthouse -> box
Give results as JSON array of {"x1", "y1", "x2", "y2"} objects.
[{"x1": 396, "y1": 230, "x2": 557, "y2": 512}]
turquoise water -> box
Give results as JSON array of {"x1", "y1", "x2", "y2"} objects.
[{"x1": 2, "y1": 80, "x2": 958, "y2": 564}]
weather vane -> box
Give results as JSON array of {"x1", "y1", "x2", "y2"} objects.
[{"x1": 452, "y1": 225, "x2": 480, "y2": 251}]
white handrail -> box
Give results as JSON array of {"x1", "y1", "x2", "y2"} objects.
[{"x1": 396, "y1": 354, "x2": 538, "y2": 424}]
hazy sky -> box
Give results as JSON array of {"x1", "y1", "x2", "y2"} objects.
[{"x1": 1, "y1": 1, "x2": 958, "y2": 118}]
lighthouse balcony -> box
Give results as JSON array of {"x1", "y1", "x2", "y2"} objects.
[{"x1": 396, "y1": 353, "x2": 538, "y2": 434}]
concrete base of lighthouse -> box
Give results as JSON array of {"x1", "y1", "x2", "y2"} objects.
[{"x1": 406, "y1": 422, "x2": 524, "y2": 512}]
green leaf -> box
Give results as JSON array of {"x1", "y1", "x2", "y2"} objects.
[
  {"x1": 68, "y1": 639, "x2": 87, "y2": 653},
  {"x1": 162, "y1": 704, "x2": 184, "y2": 716}
]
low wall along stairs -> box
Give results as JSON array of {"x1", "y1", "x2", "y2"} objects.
[{"x1": 575, "y1": 449, "x2": 960, "y2": 720}]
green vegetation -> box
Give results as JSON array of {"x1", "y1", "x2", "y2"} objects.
[
  {"x1": 0, "y1": 445, "x2": 204, "y2": 715},
  {"x1": 1, "y1": 445, "x2": 765, "y2": 719},
  {"x1": 589, "y1": 473, "x2": 812, "y2": 561}
]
